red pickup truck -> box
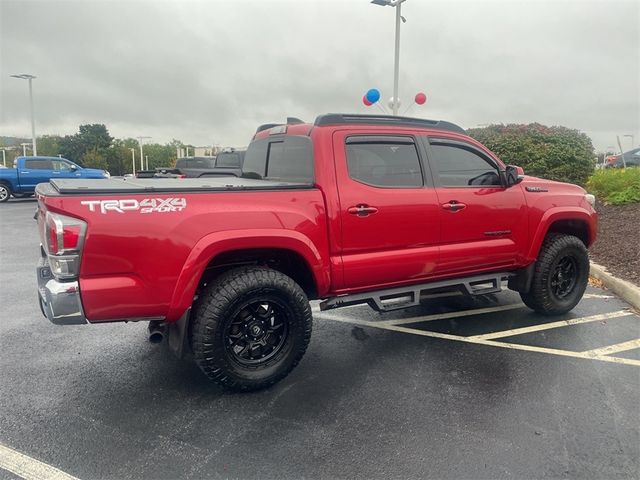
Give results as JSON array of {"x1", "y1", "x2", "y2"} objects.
[{"x1": 35, "y1": 114, "x2": 597, "y2": 391}]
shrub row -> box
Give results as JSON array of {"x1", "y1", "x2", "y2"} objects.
[{"x1": 586, "y1": 167, "x2": 640, "y2": 205}]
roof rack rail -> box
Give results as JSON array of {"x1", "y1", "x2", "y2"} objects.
[{"x1": 314, "y1": 113, "x2": 466, "y2": 134}]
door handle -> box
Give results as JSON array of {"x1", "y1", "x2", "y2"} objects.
[
  {"x1": 348, "y1": 204, "x2": 379, "y2": 217},
  {"x1": 442, "y1": 200, "x2": 466, "y2": 212}
]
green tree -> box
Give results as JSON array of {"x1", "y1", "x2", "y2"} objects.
[
  {"x1": 37, "y1": 135, "x2": 63, "y2": 157},
  {"x1": 82, "y1": 148, "x2": 108, "y2": 171},
  {"x1": 467, "y1": 123, "x2": 595, "y2": 186},
  {"x1": 59, "y1": 124, "x2": 114, "y2": 165}
]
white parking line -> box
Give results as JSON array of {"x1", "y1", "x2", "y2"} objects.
[
  {"x1": 583, "y1": 293, "x2": 615, "y2": 299},
  {"x1": 315, "y1": 311, "x2": 640, "y2": 367},
  {"x1": 379, "y1": 303, "x2": 525, "y2": 326},
  {"x1": 469, "y1": 310, "x2": 632, "y2": 340},
  {"x1": 0, "y1": 444, "x2": 79, "y2": 480},
  {"x1": 583, "y1": 339, "x2": 640, "y2": 357}
]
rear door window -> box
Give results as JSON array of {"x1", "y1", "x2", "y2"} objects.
[
  {"x1": 24, "y1": 159, "x2": 53, "y2": 170},
  {"x1": 345, "y1": 137, "x2": 423, "y2": 188}
]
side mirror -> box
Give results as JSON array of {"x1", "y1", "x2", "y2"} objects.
[
  {"x1": 69, "y1": 164, "x2": 78, "y2": 171},
  {"x1": 505, "y1": 165, "x2": 524, "y2": 187}
]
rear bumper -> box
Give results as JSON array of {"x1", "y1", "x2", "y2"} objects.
[{"x1": 37, "y1": 255, "x2": 87, "y2": 325}]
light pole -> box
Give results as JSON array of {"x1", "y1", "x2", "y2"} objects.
[
  {"x1": 130, "y1": 148, "x2": 136, "y2": 175},
  {"x1": 10, "y1": 74, "x2": 38, "y2": 156},
  {"x1": 20, "y1": 143, "x2": 31, "y2": 156},
  {"x1": 1, "y1": 149, "x2": 6, "y2": 167},
  {"x1": 136, "y1": 136, "x2": 151, "y2": 171},
  {"x1": 145, "y1": 155, "x2": 149, "y2": 170},
  {"x1": 371, "y1": 0, "x2": 407, "y2": 116}
]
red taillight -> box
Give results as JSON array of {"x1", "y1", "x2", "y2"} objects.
[
  {"x1": 44, "y1": 212, "x2": 87, "y2": 256},
  {"x1": 43, "y1": 212, "x2": 87, "y2": 280},
  {"x1": 63, "y1": 225, "x2": 81, "y2": 250}
]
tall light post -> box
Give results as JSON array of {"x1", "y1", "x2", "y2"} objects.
[
  {"x1": 371, "y1": 0, "x2": 407, "y2": 116},
  {"x1": 20, "y1": 143, "x2": 31, "y2": 156},
  {"x1": 136, "y1": 136, "x2": 151, "y2": 171},
  {"x1": 10, "y1": 74, "x2": 38, "y2": 155},
  {"x1": 129, "y1": 148, "x2": 136, "y2": 175},
  {"x1": 1, "y1": 149, "x2": 6, "y2": 167}
]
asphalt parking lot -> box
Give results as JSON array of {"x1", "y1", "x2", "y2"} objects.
[{"x1": 1, "y1": 198, "x2": 639, "y2": 480}]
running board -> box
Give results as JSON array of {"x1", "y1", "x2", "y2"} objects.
[{"x1": 320, "y1": 272, "x2": 514, "y2": 313}]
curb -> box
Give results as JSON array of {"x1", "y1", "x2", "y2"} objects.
[{"x1": 590, "y1": 262, "x2": 640, "y2": 311}]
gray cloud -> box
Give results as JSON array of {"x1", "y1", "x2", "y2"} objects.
[{"x1": 1, "y1": 0, "x2": 638, "y2": 151}]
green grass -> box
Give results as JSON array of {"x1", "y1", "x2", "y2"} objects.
[{"x1": 586, "y1": 167, "x2": 640, "y2": 205}]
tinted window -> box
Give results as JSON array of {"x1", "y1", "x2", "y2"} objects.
[
  {"x1": 430, "y1": 143, "x2": 501, "y2": 187},
  {"x1": 24, "y1": 159, "x2": 53, "y2": 170},
  {"x1": 243, "y1": 136, "x2": 314, "y2": 183},
  {"x1": 176, "y1": 158, "x2": 215, "y2": 169},
  {"x1": 242, "y1": 139, "x2": 269, "y2": 179},
  {"x1": 345, "y1": 139, "x2": 423, "y2": 188},
  {"x1": 216, "y1": 153, "x2": 242, "y2": 167}
]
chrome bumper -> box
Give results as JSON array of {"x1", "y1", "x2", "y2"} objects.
[{"x1": 37, "y1": 255, "x2": 87, "y2": 325}]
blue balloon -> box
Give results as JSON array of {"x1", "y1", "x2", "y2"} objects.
[{"x1": 366, "y1": 88, "x2": 381, "y2": 104}]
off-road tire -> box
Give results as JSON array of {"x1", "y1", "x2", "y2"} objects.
[
  {"x1": 190, "y1": 266, "x2": 312, "y2": 391},
  {"x1": 0, "y1": 183, "x2": 11, "y2": 203},
  {"x1": 520, "y1": 233, "x2": 589, "y2": 315}
]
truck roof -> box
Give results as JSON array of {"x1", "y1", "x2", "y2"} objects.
[{"x1": 253, "y1": 113, "x2": 465, "y2": 140}]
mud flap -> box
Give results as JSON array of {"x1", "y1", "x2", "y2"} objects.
[{"x1": 167, "y1": 308, "x2": 191, "y2": 359}]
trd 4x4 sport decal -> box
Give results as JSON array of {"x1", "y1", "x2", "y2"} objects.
[{"x1": 81, "y1": 198, "x2": 187, "y2": 214}]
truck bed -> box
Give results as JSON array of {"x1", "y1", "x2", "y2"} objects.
[{"x1": 37, "y1": 176, "x2": 314, "y2": 196}]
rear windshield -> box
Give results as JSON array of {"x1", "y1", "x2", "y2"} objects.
[
  {"x1": 216, "y1": 152, "x2": 244, "y2": 168},
  {"x1": 176, "y1": 157, "x2": 216, "y2": 169},
  {"x1": 243, "y1": 136, "x2": 314, "y2": 183}
]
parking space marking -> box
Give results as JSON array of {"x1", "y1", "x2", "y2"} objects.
[
  {"x1": 583, "y1": 293, "x2": 615, "y2": 299},
  {"x1": 379, "y1": 303, "x2": 525, "y2": 326},
  {"x1": 0, "y1": 443, "x2": 79, "y2": 480},
  {"x1": 583, "y1": 339, "x2": 640, "y2": 357},
  {"x1": 469, "y1": 310, "x2": 632, "y2": 340},
  {"x1": 315, "y1": 311, "x2": 640, "y2": 367}
]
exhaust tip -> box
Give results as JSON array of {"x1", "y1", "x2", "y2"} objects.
[
  {"x1": 148, "y1": 321, "x2": 166, "y2": 344},
  {"x1": 149, "y1": 331, "x2": 164, "y2": 344}
]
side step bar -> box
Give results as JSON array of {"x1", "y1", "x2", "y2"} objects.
[{"x1": 320, "y1": 272, "x2": 514, "y2": 313}]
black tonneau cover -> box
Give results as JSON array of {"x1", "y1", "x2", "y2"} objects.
[{"x1": 44, "y1": 177, "x2": 313, "y2": 195}]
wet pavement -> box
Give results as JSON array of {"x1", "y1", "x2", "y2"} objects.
[{"x1": 1, "y1": 198, "x2": 639, "y2": 479}]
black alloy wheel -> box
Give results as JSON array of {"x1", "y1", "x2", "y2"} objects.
[
  {"x1": 550, "y1": 256, "x2": 578, "y2": 299},
  {"x1": 224, "y1": 299, "x2": 290, "y2": 366}
]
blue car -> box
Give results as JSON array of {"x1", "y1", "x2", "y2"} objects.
[{"x1": 0, "y1": 156, "x2": 109, "y2": 202}]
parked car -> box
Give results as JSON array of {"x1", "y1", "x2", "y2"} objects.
[
  {"x1": 605, "y1": 147, "x2": 640, "y2": 168},
  {"x1": 175, "y1": 152, "x2": 244, "y2": 178},
  {"x1": 0, "y1": 156, "x2": 108, "y2": 203},
  {"x1": 34, "y1": 113, "x2": 597, "y2": 391}
]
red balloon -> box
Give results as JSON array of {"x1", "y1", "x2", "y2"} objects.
[
  {"x1": 363, "y1": 95, "x2": 373, "y2": 106},
  {"x1": 415, "y1": 92, "x2": 427, "y2": 105}
]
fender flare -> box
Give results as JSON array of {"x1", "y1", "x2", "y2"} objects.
[
  {"x1": 165, "y1": 229, "x2": 330, "y2": 321},
  {"x1": 526, "y1": 207, "x2": 595, "y2": 261}
]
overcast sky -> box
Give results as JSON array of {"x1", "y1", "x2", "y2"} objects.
[{"x1": 1, "y1": 0, "x2": 638, "y2": 152}]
